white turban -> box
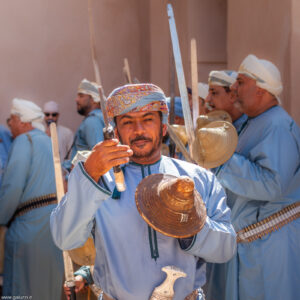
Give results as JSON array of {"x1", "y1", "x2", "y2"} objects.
[
  {"x1": 78, "y1": 79, "x2": 100, "y2": 103},
  {"x1": 208, "y1": 70, "x2": 237, "y2": 87},
  {"x1": 238, "y1": 54, "x2": 283, "y2": 102},
  {"x1": 44, "y1": 101, "x2": 59, "y2": 113},
  {"x1": 198, "y1": 82, "x2": 209, "y2": 99},
  {"x1": 11, "y1": 98, "x2": 45, "y2": 132}
]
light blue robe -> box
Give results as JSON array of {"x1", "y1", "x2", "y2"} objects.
[
  {"x1": 0, "y1": 129, "x2": 64, "y2": 299},
  {"x1": 206, "y1": 106, "x2": 300, "y2": 300},
  {"x1": 70, "y1": 108, "x2": 105, "y2": 160},
  {"x1": 51, "y1": 156, "x2": 236, "y2": 300},
  {"x1": 0, "y1": 125, "x2": 12, "y2": 186}
]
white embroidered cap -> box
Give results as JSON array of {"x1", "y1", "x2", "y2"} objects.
[
  {"x1": 78, "y1": 79, "x2": 100, "y2": 103},
  {"x1": 208, "y1": 70, "x2": 237, "y2": 87},
  {"x1": 44, "y1": 101, "x2": 59, "y2": 113},
  {"x1": 238, "y1": 54, "x2": 283, "y2": 103}
]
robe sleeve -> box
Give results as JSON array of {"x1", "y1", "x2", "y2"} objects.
[
  {"x1": 50, "y1": 162, "x2": 111, "y2": 250},
  {"x1": 0, "y1": 135, "x2": 31, "y2": 224},
  {"x1": 217, "y1": 122, "x2": 299, "y2": 201},
  {"x1": 182, "y1": 173, "x2": 236, "y2": 263}
]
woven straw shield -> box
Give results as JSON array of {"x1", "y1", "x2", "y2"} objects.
[
  {"x1": 135, "y1": 174, "x2": 206, "y2": 238},
  {"x1": 68, "y1": 237, "x2": 96, "y2": 266},
  {"x1": 193, "y1": 120, "x2": 238, "y2": 169},
  {"x1": 196, "y1": 110, "x2": 232, "y2": 129}
]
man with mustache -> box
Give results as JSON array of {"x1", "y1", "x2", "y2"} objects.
[
  {"x1": 205, "y1": 70, "x2": 248, "y2": 134},
  {"x1": 65, "y1": 79, "x2": 105, "y2": 169},
  {"x1": 50, "y1": 83, "x2": 236, "y2": 300},
  {"x1": 206, "y1": 55, "x2": 300, "y2": 300}
]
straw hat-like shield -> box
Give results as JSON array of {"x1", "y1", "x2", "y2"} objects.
[
  {"x1": 193, "y1": 120, "x2": 238, "y2": 169},
  {"x1": 196, "y1": 110, "x2": 232, "y2": 129},
  {"x1": 135, "y1": 174, "x2": 206, "y2": 238},
  {"x1": 68, "y1": 237, "x2": 96, "y2": 266},
  {"x1": 169, "y1": 124, "x2": 189, "y2": 146}
]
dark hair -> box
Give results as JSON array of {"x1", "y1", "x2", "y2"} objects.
[{"x1": 223, "y1": 86, "x2": 231, "y2": 93}]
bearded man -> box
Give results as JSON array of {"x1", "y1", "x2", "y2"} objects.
[
  {"x1": 68, "y1": 79, "x2": 105, "y2": 164},
  {"x1": 206, "y1": 55, "x2": 300, "y2": 300},
  {"x1": 51, "y1": 83, "x2": 236, "y2": 300}
]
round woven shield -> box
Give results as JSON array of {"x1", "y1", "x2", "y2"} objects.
[
  {"x1": 196, "y1": 110, "x2": 232, "y2": 130},
  {"x1": 193, "y1": 120, "x2": 238, "y2": 169},
  {"x1": 169, "y1": 124, "x2": 188, "y2": 146},
  {"x1": 135, "y1": 174, "x2": 207, "y2": 238},
  {"x1": 68, "y1": 237, "x2": 96, "y2": 266}
]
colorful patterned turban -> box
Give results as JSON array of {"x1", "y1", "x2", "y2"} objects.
[
  {"x1": 78, "y1": 79, "x2": 100, "y2": 103},
  {"x1": 106, "y1": 83, "x2": 169, "y2": 125}
]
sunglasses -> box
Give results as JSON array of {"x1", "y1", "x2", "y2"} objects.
[{"x1": 45, "y1": 112, "x2": 58, "y2": 117}]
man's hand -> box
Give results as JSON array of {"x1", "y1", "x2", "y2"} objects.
[
  {"x1": 84, "y1": 139, "x2": 133, "y2": 182},
  {"x1": 63, "y1": 275, "x2": 86, "y2": 299}
]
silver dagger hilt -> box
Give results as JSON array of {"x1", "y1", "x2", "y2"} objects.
[{"x1": 150, "y1": 266, "x2": 187, "y2": 300}]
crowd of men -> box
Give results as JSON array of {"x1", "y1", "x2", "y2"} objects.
[{"x1": 0, "y1": 54, "x2": 299, "y2": 300}]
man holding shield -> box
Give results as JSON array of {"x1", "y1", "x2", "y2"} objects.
[
  {"x1": 51, "y1": 83, "x2": 236, "y2": 299},
  {"x1": 206, "y1": 55, "x2": 300, "y2": 300}
]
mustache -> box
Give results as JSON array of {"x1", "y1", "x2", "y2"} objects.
[{"x1": 130, "y1": 135, "x2": 152, "y2": 144}]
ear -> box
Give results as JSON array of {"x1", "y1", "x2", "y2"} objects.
[{"x1": 256, "y1": 87, "x2": 265, "y2": 98}]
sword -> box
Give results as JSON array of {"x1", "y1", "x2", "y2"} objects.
[
  {"x1": 50, "y1": 122, "x2": 76, "y2": 300},
  {"x1": 167, "y1": 4, "x2": 196, "y2": 158},
  {"x1": 88, "y1": 0, "x2": 102, "y2": 87},
  {"x1": 191, "y1": 38, "x2": 199, "y2": 128},
  {"x1": 123, "y1": 58, "x2": 132, "y2": 84},
  {"x1": 168, "y1": 42, "x2": 176, "y2": 158},
  {"x1": 98, "y1": 87, "x2": 126, "y2": 192},
  {"x1": 87, "y1": 0, "x2": 125, "y2": 192}
]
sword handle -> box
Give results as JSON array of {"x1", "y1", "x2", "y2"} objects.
[
  {"x1": 69, "y1": 286, "x2": 76, "y2": 300},
  {"x1": 103, "y1": 125, "x2": 126, "y2": 192},
  {"x1": 65, "y1": 281, "x2": 76, "y2": 300}
]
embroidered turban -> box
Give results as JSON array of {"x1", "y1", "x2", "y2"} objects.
[
  {"x1": 106, "y1": 83, "x2": 169, "y2": 125},
  {"x1": 208, "y1": 70, "x2": 237, "y2": 87},
  {"x1": 43, "y1": 101, "x2": 59, "y2": 113},
  {"x1": 78, "y1": 79, "x2": 100, "y2": 103},
  {"x1": 198, "y1": 82, "x2": 209, "y2": 99},
  {"x1": 11, "y1": 98, "x2": 45, "y2": 132},
  {"x1": 238, "y1": 54, "x2": 283, "y2": 102}
]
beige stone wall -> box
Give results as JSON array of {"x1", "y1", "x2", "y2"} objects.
[
  {"x1": 0, "y1": 0, "x2": 151, "y2": 131},
  {"x1": 227, "y1": 0, "x2": 299, "y2": 125},
  {"x1": 291, "y1": 0, "x2": 300, "y2": 124},
  {"x1": 1, "y1": 0, "x2": 298, "y2": 131},
  {"x1": 149, "y1": 0, "x2": 227, "y2": 94}
]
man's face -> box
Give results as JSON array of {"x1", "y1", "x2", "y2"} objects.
[
  {"x1": 231, "y1": 74, "x2": 260, "y2": 116},
  {"x1": 115, "y1": 111, "x2": 167, "y2": 164},
  {"x1": 7, "y1": 114, "x2": 24, "y2": 138},
  {"x1": 75, "y1": 93, "x2": 93, "y2": 116},
  {"x1": 44, "y1": 111, "x2": 59, "y2": 125},
  {"x1": 206, "y1": 85, "x2": 235, "y2": 113}
]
